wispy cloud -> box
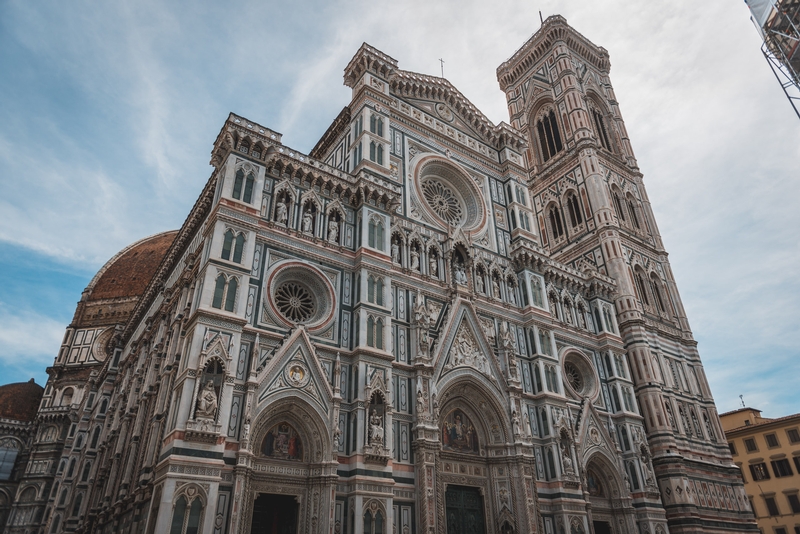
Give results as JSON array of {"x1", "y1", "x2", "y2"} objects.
[{"x1": 0, "y1": 303, "x2": 64, "y2": 384}]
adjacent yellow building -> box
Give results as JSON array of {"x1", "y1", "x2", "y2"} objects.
[{"x1": 721, "y1": 408, "x2": 800, "y2": 534}]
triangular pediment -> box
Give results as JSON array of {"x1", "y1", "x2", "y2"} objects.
[
  {"x1": 404, "y1": 97, "x2": 491, "y2": 143},
  {"x1": 432, "y1": 299, "x2": 504, "y2": 392},
  {"x1": 256, "y1": 328, "x2": 333, "y2": 415},
  {"x1": 573, "y1": 400, "x2": 618, "y2": 461}
]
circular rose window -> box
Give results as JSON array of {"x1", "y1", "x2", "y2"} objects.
[
  {"x1": 422, "y1": 179, "x2": 465, "y2": 225},
  {"x1": 564, "y1": 361, "x2": 583, "y2": 393},
  {"x1": 562, "y1": 351, "x2": 598, "y2": 399},
  {"x1": 415, "y1": 159, "x2": 486, "y2": 232},
  {"x1": 264, "y1": 261, "x2": 336, "y2": 330},
  {"x1": 275, "y1": 282, "x2": 315, "y2": 322}
]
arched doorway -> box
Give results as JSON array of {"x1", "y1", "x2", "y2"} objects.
[
  {"x1": 432, "y1": 377, "x2": 535, "y2": 534},
  {"x1": 584, "y1": 457, "x2": 634, "y2": 534},
  {"x1": 240, "y1": 399, "x2": 337, "y2": 534}
]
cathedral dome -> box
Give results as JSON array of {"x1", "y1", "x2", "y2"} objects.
[
  {"x1": 0, "y1": 379, "x2": 44, "y2": 422},
  {"x1": 86, "y1": 230, "x2": 178, "y2": 301}
]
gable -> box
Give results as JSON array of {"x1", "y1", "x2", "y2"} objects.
[{"x1": 256, "y1": 328, "x2": 333, "y2": 415}]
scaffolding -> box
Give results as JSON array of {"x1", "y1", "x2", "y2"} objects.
[{"x1": 747, "y1": 0, "x2": 800, "y2": 119}]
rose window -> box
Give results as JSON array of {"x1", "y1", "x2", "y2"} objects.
[
  {"x1": 265, "y1": 261, "x2": 336, "y2": 330},
  {"x1": 562, "y1": 352, "x2": 599, "y2": 399},
  {"x1": 422, "y1": 179, "x2": 464, "y2": 225},
  {"x1": 275, "y1": 282, "x2": 315, "y2": 322},
  {"x1": 564, "y1": 362, "x2": 584, "y2": 393},
  {"x1": 414, "y1": 160, "x2": 486, "y2": 232}
]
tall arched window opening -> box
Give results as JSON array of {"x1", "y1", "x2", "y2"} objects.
[
  {"x1": 535, "y1": 110, "x2": 564, "y2": 162},
  {"x1": 548, "y1": 204, "x2": 565, "y2": 240},
  {"x1": 635, "y1": 271, "x2": 650, "y2": 306},
  {"x1": 221, "y1": 230, "x2": 234, "y2": 261},
  {"x1": 592, "y1": 109, "x2": 612, "y2": 151},
  {"x1": 613, "y1": 192, "x2": 627, "y2": 222},
  {"x1": 566, "y1": 192, "x2": 583, "y2": 228}
]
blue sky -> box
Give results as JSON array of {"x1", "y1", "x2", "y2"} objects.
[{"x1": 1, "y1": 0, "x2": 798, "y2": 417}]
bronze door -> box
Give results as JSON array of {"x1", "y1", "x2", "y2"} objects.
[
  {"x1": 445, "y1": 485, "x2": 485, "y2": 534},
  {"x1": 250, "y1": 493, "x2": 297, "y2": 534}
]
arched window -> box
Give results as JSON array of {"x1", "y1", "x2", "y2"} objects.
[
  {"x1": 363, "y1": 509, "x2": 384, "y2": 534},
  {"x1": 619, "y1": 425, "x2": 631, "y2": 450},
  {"x1": 50, "y1": 515, "x2": 61, "y2": 533},
  {"x1": 367, "y1": 276, "x2": 384, "y2": 306},
  {"x1": 80, "y1": 462, "x2": 91, "y2": 482},
  {"x1": 368, "y1": 217, "x2": 385, "y2": 251},
  {"x1": 626, "y1": 196, "x2": 641, "y2": 229},
  {"x1": 225, "y1": 278, "x2": 237, "y2": 312},
  {"x1": 212, "y1": 274, "x2": 238, "y2": 312},
  {"x1": 592, "y1": 108, "x2": 612, "y2": 151},
  {"x1": 566, "y1": 192, "x2": 583, "y2": 228},
  {"x1": 233, "y1": 233, "x2": 245, "y2": 264},
  {"x1": 0, "y1": 438, "x2": 20, "y2": 481},
  {"x1": 99, "y1": 399, "x2": 108, "y2": 414},
  {"x1": 243, "y1": 173, "x2": 255, "y2": 203},
  {"x1": 650, "y1": 275, "x2": 667, "y2": 313},
  {"x1": 375, "y1": 318, "x2": 384, "y2": 350},
  {"x1": 90, "y1": 427, "x2": 101, "y2": 449},
  {"x1": 66, "y1": 459, "x2": 76, "y2": 478},
  {"x1": 612, "y1": 387, "x2": 622, "y2": 416},
  {"x1": 212, "y1": 274, "x2": 226, "y2": 309},
  {"x1": 61, "y1": 388, "x2": 74, "y2": 407},
  {"x1": 366, "y1": 316, "x2": 375, "y2": 348},
  {"x1": 612, "y1": 191, "x2": 627, "y2": 222},
  {"x1": 548, "y1": 204, "x2": 565, "y2": 240},
  {"x1": 546, "y1": 447, "x2": 557, "y2": 479},
  {"x1": 232, "y1": 169, "x2": 244, "y2": 200},
  {"x1": 71, "y1": 493, "x2": 83, "y2": 517},
  {"x1": 58, "y1": 489, "x2": 68, "y2": 506},
  {"x1": 169, "y1": 493, "x2": 204, "y2": 534},
  {"x1": 370, "y1": 115, "x2": 384, "y2": 136},
  {"x1": 634, "y1": 271, "x2": 650, "y2": 306},
  {"x1": 221, "y1": 230, "x2": 234, "y2": 261},
  {"x1": 535, "y1": 109, "x2": 564, "y2": 163}
]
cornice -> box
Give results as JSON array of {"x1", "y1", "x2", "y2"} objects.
[{"x1": 496, "y1": 15, "x2": 611, "y2": 92}]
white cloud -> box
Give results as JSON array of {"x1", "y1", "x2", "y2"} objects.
[{"x1": 0, "y1": 304, "x2": 64, "y2": 375}]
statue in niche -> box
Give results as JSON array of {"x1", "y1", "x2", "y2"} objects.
[
  {"x1": 391, "y1": 241, "x2": 400, "y2": 264},
  {"x1": 275, "y1": 198, "x2": 288, "y2": 225},
  {"x1": 512, "y1": 410, "x2": 521, "y2": 436},
  {"x1": 475, "y1": 271, "x2": 484, "y2": 293},
  {"x1": 195, "y1": 380, "x2": 218, "y2": 420},
  {"x1": 411, "y1": 248, "x2": 420, "y2": 271},
  {"x1": 560, "y1": 441, "x2": 575, "y2": 474},
  {"x1": 500, "y1": 322, "x2": 516, "y2": 353},
  {"x1": 416, "y1": 383, "x2": 427, "y2": 418},
  {"x1": 441, "y1": 409, "x2": 479, "y2": 453},
  {"x1": 508, "y1": 285, "x2": 516, "y2": 304},
  {"x1": 429, "y1": 255, "x2": 438, "y2": 277},
  {"x1": 492, "y1": 277, "x2": 501, "y2": 299},
  {"x1": 454, "y1": 260, "x2": 468, "y2": 285},
  {"x1": 333, "y1": 424, "x2": 342, "y2": 450},
  {"x1": 368, "y1": 410, "x2": 384, "y2": 446},
  {"x1": 327, "y1": 219, "x2": 339, "y2": 244},
  {"x1": 302, "y1": 209, "x2": 314, "y2": 234}
]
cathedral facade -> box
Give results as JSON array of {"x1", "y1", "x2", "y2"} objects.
[{"x1": 1, "y1": 16, "x2": 757, "y2": 534}]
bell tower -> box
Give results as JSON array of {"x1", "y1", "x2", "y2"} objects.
[{"x1": 498, "y1": 15, "x2": 757, "y2": 533}]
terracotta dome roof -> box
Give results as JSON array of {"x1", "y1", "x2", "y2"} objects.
[
  {"x1": 88, "y1": 231, "x2": 178, "y2": 301},
  {"x1": 0, "y1": 379, "x2": 44, "y2": 422}
]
